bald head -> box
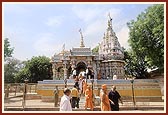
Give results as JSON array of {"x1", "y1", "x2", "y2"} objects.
[{"x1": 112, "y1": 85, "x2": 116, "y2": 91}]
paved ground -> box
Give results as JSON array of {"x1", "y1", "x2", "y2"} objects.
[{"x1": 3, "y1": 93, "x2": 165, "y2": 112}]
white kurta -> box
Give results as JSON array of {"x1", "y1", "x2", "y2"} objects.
[
  {"x1": 73, "y1": 70, "x2": 76, "y2": 76},
  {"x1": 59, "y1": 94, "x2": 72, "y2": 111},
  {"x1": 86, "y1": 69, "x2": 89, "y2": 74},
  {"x1": 79, "y1": 80, "x2": 83, "y2": 91}
]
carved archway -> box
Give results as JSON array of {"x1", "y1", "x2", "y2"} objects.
[
  {"x1": 76, "y1": 61, "x2": 87, "y2": 76},
  {"x1": 57, "y1": 66, "x2": 64, "y2": 80}
]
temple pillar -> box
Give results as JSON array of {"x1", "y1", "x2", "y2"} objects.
[
  {"x1": 63, "y1": 60, "x2": 68, "y2": 79},
  {"x1": 52, "y1": 64, "x2": 56, "y2": 80},
  {"x1": 96, "y1": 61, "x2": 100, "y2": 80},
  {"x1": 105, "y1": 63, "x2": 109, "y2": 77},
  {"x1": 53, "y1": 69, "x2": 57, "y2": 80},
  {"x1": 103, "y1": 63, "x2": 105, "y2": 78},
  {"x1": 87, "y1": 59, "x2": 92, "y2": 68},
  {"x1": 92, "y1": 61, "x2": 97, "y2": 79},
  {"x1": 56, "y1": 71, "x2": 59, "y2": 80},
  {"x1": 63, "y1": 68, "x2": 68, "y2": 79},
  {"x1": 71, "y1": 59, "x2": 76, "y2": 69}
]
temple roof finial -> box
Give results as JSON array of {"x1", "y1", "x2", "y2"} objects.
[
  {"x1": 79, "y1": 28, "x2": 85, "y2": 48},
  {"x1": 108, "y1": 12, "x2": 113, "y2": 28},
  {"x1": 61, "y1": 43, "x2": 65, "y2": 56},
  {"x1": 108, "y1": 12, "x2": 112, "y2": 21}
]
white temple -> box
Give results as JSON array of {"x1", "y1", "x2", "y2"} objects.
[{"x1": 51, "y1": 14, "x2": 125, "y2": 80}]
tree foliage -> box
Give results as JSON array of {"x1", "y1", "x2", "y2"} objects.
[
  {"x1": 92, "y1": 45, "x2": 99, "y2": 53},
  {"x1": 15, "y1": 56, "x2": 52, "y2": 83},
  {"x1": 4, "y1": 58, "x2": 23, "y2": 83},
  {"x1": 124, "y1": 49, "x2": 150, "y2": 79},
  {"x1": 126, "y1": 4, "x2": 164, "y2": 78},
  {"x1": 4, "y1": 38, "x2": 14, "y2": 60}
]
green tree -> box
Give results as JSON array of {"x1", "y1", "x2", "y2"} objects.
[
  {"x1": 4, "y1": 58, "x2": 23, "y2": 83},
  {"x1": 4, "y1": 38, "x2": 14, "y2": 60},
  {"x1": 15, "y1": 56, "x2": 52, "y2": 83},
  {"x1": 92, "y1": 45, "x2": 99, "y2": 53},
  {"x1": 127, "y1": 4, "x2": 164, "y2": 78},
  {"x1": 124, "y1": 49, "x2": 149, "y2": 79}
]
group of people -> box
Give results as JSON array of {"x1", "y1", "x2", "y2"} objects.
[
  {"x1": 59, "y1": 67, "x2": 122, "y2": 111},
  {"x1": 59, "y1": 85, "x2": 94, "y2": 111},
  {"x1": 60, "y1": 74, "x2": 88, "y2": 111},
  {"x1": 71, "y1": 67, "x2": 95, "y2": 80},
  {"x1": 59, "y1": 85, "x2": 80, "y2": 111},
  {"x1": 100, "y1": 84, "x2": 123, "y2": 111},
  {"x1": 60, "y1": 83, "x2": 123, "y2": 111}
]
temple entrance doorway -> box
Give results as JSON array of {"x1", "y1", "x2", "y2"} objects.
[
  {"x1": 67, "y1": 66, "x2": 72, "y2": 79},
  {"x1": 76, "y1": 61, "x2": 87, "y2": 76},
  {"x1": 57, "y1": 66, "x2": 64, "y2": 80}
]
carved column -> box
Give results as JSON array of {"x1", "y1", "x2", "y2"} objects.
[
  {"x1": 63, "y1": 60, "x2": 68, "y2": 79},
  {"x1": 105, "y1": 63, "x2": 109, "y2": 77},
  {"x1": 64, "y1": 68, "x2": 68, "y2": 79},
  {"x1": 87, "y1": 60, "x2": 92, "y2": 68},
  {"x1": 52, "y1": 64, "x2": 56, "y2": 80},
  {"x1": 71, "y1": 59, "x2": 76, "y2": 69},
  {"x1": 103, "y1": 62, "x2": 105, "y2": 77},
  {"x1": 121, "y1": 62, "x2": 125, "y2": 79},
  {"x1": 95, "y1": 61, "x2": 99, "y2": 80},
  {"x1": 56, "y1": 70, "x2": 59, "y2": 80}
]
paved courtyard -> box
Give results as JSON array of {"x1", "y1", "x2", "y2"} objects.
[{"x1": 3, "y1": 93, "x2": 164, "y2": 112}]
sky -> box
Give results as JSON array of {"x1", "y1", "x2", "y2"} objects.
[{"x1": 3, "y1": 3, "x2": 154, "y2": 61}]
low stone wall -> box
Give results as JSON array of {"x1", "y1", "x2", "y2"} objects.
[
  {"x1": 36, "y1": 79, "x2": 163, "y2": 102},
  {"x1": 26, "y1": 93, "x2": 41, "y2": 100}
]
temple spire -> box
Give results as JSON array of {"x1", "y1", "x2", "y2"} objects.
[
  {"x1": 108, "y1": 12, "x2": 112, "y2": 21},
  {"x1": 62, "y1": 44, "x2": 65, "y2": 52},
  {"x1": 79, "y1": 28, "x2": 85, "y2": 48},
  {"x1": 61, "y1": 43, "x2": 65, "y2": 56},
  {"x1": 108, "y1": 12, "x2": 113, "y2": 28}
]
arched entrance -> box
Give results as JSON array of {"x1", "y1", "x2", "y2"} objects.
[
  {"x1": 76, "y1": 61, "x2": 87, "y2": 76},
  {"x1": 67, "y1": 66, "x2": 72, "y2": 79},
  {"x1": 57, "y1": 66, "x2": 64, "y2": 80}
]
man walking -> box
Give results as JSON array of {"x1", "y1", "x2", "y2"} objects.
[
  {"x1": 71, "y1": 85, "x2": 79, "y2": 108},
  {"x1": 108, "y1": 85, "x2": 123, "y2": 111},
  {"x1": 60, "y1": 88, "x2": 72, "y2": 111}
]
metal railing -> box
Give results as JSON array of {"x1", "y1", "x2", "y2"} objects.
[{"x1": 4, "y1": 83, "x2": 38, "y2": 95}]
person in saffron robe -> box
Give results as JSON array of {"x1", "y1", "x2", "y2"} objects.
[
  {"x1": 100, "y1": 84, "x2": 111, "y2": 111},
  {"x1": 82, "y1": 79, "x2": 87, "y2": 95},
  {"x1": 85, "y1": 86, "x2": 94, "y2": 111}
]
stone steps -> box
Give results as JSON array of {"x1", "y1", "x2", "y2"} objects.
[{"x1": 4, "y1": 106, "x2": 164, "y2": 111}]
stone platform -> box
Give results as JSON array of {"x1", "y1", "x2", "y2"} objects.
[{"x1": 37, "y1": 79, "x2": 163, "y2": 102}]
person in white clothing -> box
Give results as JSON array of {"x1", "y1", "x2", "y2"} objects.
[
  {"x1": 78, "y1": 77, "x2": 83, "y2": 96},
  {"x1": 60, "y1": 88, "x2": 72, "y2": 111},
  {"x1": 86, "y1": 67, "x2": 89, "y2": 79},
  {"x1": 72, "y1": 69, "x2": 77, "y2": 79},
  {"x1": 73, "y1": 69, "x2": 76, "y2": 75}
]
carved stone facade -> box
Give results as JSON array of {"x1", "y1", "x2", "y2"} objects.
[{"x1": 50, "y1": 15, "x2": 125, "y2": 80}]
